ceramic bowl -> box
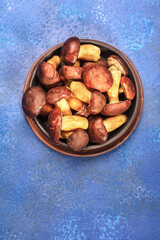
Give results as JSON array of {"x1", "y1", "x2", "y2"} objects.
[{"x1": 23, "y1": 39, "x2": 144, "y2": 157}]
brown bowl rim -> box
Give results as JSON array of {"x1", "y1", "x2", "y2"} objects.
[{"x1": 23, "y1": 39, "x2": 144, "y2": 157}]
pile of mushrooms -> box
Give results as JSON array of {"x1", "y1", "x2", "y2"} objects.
[{"x1": 22, "y1": 37, "x2": 136, "y2": 152}]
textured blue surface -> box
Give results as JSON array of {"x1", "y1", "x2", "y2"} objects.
[{"x1": 0, "y1": 0, "x2": 160, "y2": 239}]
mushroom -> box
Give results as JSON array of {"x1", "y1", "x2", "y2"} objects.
[
  {"x1": 78, "y1": 44, "x2": 101, "y2": 61},
  {"x1": 47, "y1": 55, "x2": 61, "y2": 69},
  {"x1": 70, "y1": 81, "x2": 106, "y2": 115},
  {"x1": 88, "y1": 114, "x2": 127, "y2": 143},
  {"x1": 107, "y1": 55, "x2": 129, "y2": 76},
  {"x1": 48, "y1": 111, "x2": 89, "y2": 144},
  {"x1": 67, "y1": 129, "x2": 89, "y2": 152},
  {"x1": 120, "y1": 76, "x2": 136, "y2": 100},
  {"x1": 22, "y1": 86, "x2": 47, "y2": 118},
  {"x1": 36, "y1": 61, "x2": 60, "y2": 90},
  {"x1": 47, "y1": 86, "x2": 71, "y2": 104},
  {"x1": 83, "y1": 64, "x2": 113, "y2": 92},
  {"x1": 60, "y1": 37, "x2": 80, "y2": 65},
  {"x1": 87, "y1": 91, "x2": 106, "y2": 115},
  {"x1": 59, "y1": 65, "x2": 83, "y2": 81},
  {"x1": 48, "y1": 106, "x2": 62, "y2": 144},
  {"x1": 101, "y1": 68, "x2": 131, "y2": 116},
  {"x1": 88, "y1": 116, "x2": 108, "y2": 144}
]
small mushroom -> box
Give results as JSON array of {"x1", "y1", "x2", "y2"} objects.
[
  {"x1": 48, "y1": 111, "x2": 88, "y2": 144},
  {"x1": 120, "y1": 76, "x2": 136, "y2": 100},
  {"x1": 88, "y1": 116, "x2": 108, "y2": 144},
  {"x1": 78, "y1": 44, "x2": 101, "y2": 61},
  {"x1": 47, "y1": 86, "x2": 71, "y2": 104},
  {"x1": 22, "y1": 86, "x2": 47, "y2": 118},
  {"x1": 101, "y1": 68, "x2": 131, "y2": 116},
  {"x1": 67, "y1": 129, "x2": 89, "y2": 152},
  {"x1": 70, "y1": 81, "x2": 106, "y2": 115},
  {"x1": 48, "y1": 106, "x2": 62, "y2": 144},
  {"x1": 101, "y1": 100, "x2": 131, "y2": 116},
  {"x1": 87, "y1": 91, "x2": 106, "y2": 115},
  {"x1": 60, "y1": 37, "x2": 80, "y2": 65},
  {"x1": 47, "y1": 55, "x2": 61, "y2": 69},
  {"x1": 59, "y1": 65, "x2": 83, "y2": 81},
  {"x1": 83, "y1": 64, "x2": 113, "y2": 92},
  {"x1": 107, "y1": 55, "x2": 129, "y2": 76},
  {"x1": 88, "y1": 114, "x2": 127, "y2": 144},
  {"x1": 36, "y1": 61, "x2": 60, "y2": 90}
]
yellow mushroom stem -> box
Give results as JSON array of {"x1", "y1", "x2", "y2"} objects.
[
  {"x1": 55, "y1": 98, "x2": 72, "y2": 116},
  {"x1": 61, "y1": 115, "x2": 88, "y2": 131},
  {"x1": 60, "y1": 131, "x2": 74, "y2": 139},
  {"x1": 107, "y1": 68, "x2": 121, "y2": 104},
  {"x1": 78, "y1": 44, "x2": 101, "y2": 61},
  {"x1": 103, "y1": 114, "x2": 127, "y2": 132},
  {"x1": 47, "y1": 55, "x2": 61, "y2": 69},
  {"x1": 70, "y1": 81, "x2": 92, "y2": 104}
]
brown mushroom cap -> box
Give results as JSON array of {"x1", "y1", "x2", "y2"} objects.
[
  {"x1": 47, "y1": 86, "x2": 71, "y2": 104},
  {"x1": 107, "y1": 55, "x2": 129, "y2": 76},
  {"x1": 96, "y1": 60, "x2": 108, "y2": 69},
  {"x1": 82, "y1": 60, "x2": 108, "y2": 71},
  {"x1": 101, "y1": 100, "x2": 131, "y2": 116},
  {"x1": 48, "y1": 106, "x2": 62, "y2": 144},
  {"x1": 88, "y1": 116, "x2": 108, "y2": 144},
  {"x1": 87, "y1": 91, "x2": 106, "y2": 115},
  {"x1": 121, "y1": 76, "x2": 136, "y2": 100},
  {"x1": 82, "y1": 62, "x2": 94, "y2": 70},
  {"x1": 67, "y1": 129, "x2": 89, "y2": 152},
  {"x1": 83, "y1": 65, "x2": 113, "y2": 92},
  {"x1": 60, "y1": 37, "x2": 80, "y2": 65},
  {"x1": 59, "y1": 65, "x2": 83, "y2": 81},
  {"x1": 22, "y1": 86, "x2": 46, "y2": 118},
  {"x1": 36, "y1": 61, "x2": 60, "y2": 90}
]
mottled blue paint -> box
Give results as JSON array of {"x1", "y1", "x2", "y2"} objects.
[{"x1": 0, "y1": 0, "x2": 160, "y2": 239}]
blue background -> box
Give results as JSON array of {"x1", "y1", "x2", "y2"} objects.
[{"x1": 0, "y1": 0, "x2": 160, "y2": 239}]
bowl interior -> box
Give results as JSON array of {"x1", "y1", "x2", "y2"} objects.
[{"x1": 25, "y1": 39, "x2": 143, "y2": 157}]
